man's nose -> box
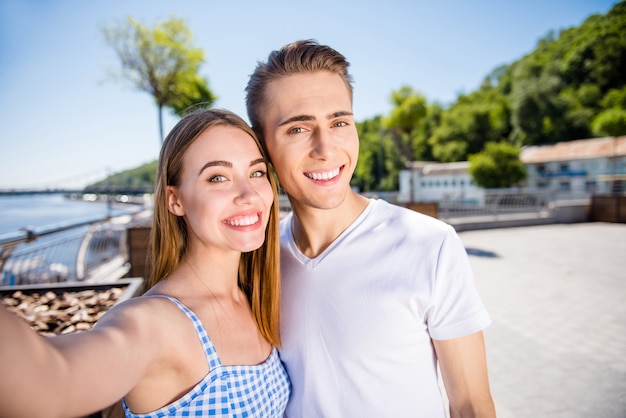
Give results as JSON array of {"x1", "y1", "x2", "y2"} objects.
[{"x1": 310, "y1": 128, "x2": 335, "y2": 159}]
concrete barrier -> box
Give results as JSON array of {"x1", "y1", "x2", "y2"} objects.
[{"x1": 550, "y1": 199, "x2": 591, "y2": 223}]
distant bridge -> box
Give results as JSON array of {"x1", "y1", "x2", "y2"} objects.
[
  {"x1": 0, "y1": 186, "x2": 154, "y2": 196},
  {"x1": 0, "y1": 168, "x2": 155, "y2": 196},
  {"x1": 0, "y1": 188, "x2": 85, "y2": 195}
]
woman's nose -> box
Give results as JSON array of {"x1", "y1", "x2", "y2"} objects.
[{"x1": 234, "y1": 179, "x2": 261, "y2": 204}]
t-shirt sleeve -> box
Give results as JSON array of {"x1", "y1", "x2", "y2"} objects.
[{"x1": 426, "y1": 225, "x2": 491, "y2": 340}]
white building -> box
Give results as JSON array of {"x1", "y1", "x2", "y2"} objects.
[
  {"x1": 520, "y1": 136, "x2": 626, "y2": 194},
  {"x1": 399, "y1": 135, "x2": 626, "y2": 202},
  {"x1": 399, "y1": 161, "x2": 485, "y2": 204}
]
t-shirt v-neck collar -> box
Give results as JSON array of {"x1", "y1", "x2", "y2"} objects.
[{"x1": 286, "y1": 199, "x2": 377, "y2": 269}]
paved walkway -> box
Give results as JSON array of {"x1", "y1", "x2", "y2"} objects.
[{"x1": 458, "y1": 222, "x2": 626, "y2": 418}]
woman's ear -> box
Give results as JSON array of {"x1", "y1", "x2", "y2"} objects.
[{"x1": 166, "y1": 186, "x2": 185, "y2": 216}]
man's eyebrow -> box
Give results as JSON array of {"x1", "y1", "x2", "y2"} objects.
[
  {"x1": 278, "y1": 111, "x2": 354, "y2": 127},
  {"x1": 278, "y1": 114, "x2": 315, "y2": 127},
  {"x1": 329, "y1": 111, "x2": 354, "y2": 119}
]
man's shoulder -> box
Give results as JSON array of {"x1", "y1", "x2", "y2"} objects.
[{"x1": 371, "y1": 199, "x2": 449, "y2": 231}]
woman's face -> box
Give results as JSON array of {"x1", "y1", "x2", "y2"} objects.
[{"x1": 167, "y1": 125, "x2": 274, "y2": 255}]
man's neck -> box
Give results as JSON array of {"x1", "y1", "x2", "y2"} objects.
[{"x1": 290, "y1": 191, "x2": 370, "y2": 258}]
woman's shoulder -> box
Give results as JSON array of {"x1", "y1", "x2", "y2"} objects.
[{"x1": 95, "y1": 294, "x2": 187, "y2": 343}]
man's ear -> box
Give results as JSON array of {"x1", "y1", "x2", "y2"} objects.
[{"x1": 166, "y1": 186, "x2": 185, "y2": 216}]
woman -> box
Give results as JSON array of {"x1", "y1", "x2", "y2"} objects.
[{"x1": 0, "y1": 108, "x2": 290, "y2": 418}]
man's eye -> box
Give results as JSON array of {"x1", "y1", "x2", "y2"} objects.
[
  {"x1": 209, "y1": 175, "x2": 227, "y2": 182},
  {"x1": 288, "y1": 127, "x2": 304, "y2": 134},
  {"x1": 333, "y1": 120, "x2": 348, "y2": 127}
]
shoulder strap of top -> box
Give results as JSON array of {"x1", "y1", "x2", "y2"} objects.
[{"x1": 151, "y1": 295, "x2": 222, "y2": 369}]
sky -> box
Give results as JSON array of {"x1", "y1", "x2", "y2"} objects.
[{"x1": 0, "y1": 0, "x2": 619, "y2": 190}]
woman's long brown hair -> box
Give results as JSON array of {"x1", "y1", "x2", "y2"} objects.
[{"x1": 147, "y1": 108, "x2": 282, "y2": 346}]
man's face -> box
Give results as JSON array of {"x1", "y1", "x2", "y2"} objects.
[{"x1": 261, "y1": 71, "x2": 359, "y2": 211}]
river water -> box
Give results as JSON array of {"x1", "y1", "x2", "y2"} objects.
[
  {"x1": 0, "y1": 193, "x2": 145, "y2": 236},
  {"x1": 0, "y1": 193, "x2": 149, "y2": 285}
]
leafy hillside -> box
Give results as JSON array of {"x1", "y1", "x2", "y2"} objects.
[
  {"x1": 354, "y1": 1, "x2": 626, "y2": 191},
  {"x1": 86, "y1": 161, "x2": 157, "y2": 191},
  {"x1": 498, "y1": 1, "x2": 626, "y2": 145}
]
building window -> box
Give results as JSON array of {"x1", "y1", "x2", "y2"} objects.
[{"x1": 559, "y1": 181, "x2": 571, "y2": 191}]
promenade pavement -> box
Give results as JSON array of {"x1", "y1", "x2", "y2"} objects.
[{"x1": 457, "y1": 222, "x2": 626, "y2": 418}]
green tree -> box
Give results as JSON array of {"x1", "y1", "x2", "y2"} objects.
[
  {"x1": 509, "y1": 72, "x2": 570, "y2": 145},
  {"x1": 354, "y1": 117, "x2": 384, "y2": 192},
  {"x1": 468, "y1": 142, "x2": 526, "y2": 188},
  {"x1": 103, "y1": 16, "x2": 216, "y2": 143},
  {"x1": 411, "y1": 103, "x2": 441, "y2": 162},
  {"x1": 383, "y1": 86, "x2": 428, "y2": 161},
  {"x1": 592, "y1": 108, "x2": 626, "y2": 136},
  {"x1": 591, "y1": 86, "x2": 626, "y2": 136},
  {"x1": 365, "y1": 87, "x2": 433, "y2": 191},
  {"x1": 430, "y1": 89, "x2": 510, "y2": 161},
  {"x1": 600, "y1": 86, "x2": 626, "y2": 109}
]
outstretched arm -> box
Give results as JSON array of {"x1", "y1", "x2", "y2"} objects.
[
  {"x1": 433, "y1": 331, "x2": 496, "y2": 418},
  {"x1": 0, "y1": 304, "x2": 68, "y2": 417},
  {"x1": 0, "y1": 300, "x2": 157, "y2": 418}
]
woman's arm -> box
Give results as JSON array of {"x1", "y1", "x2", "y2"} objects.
[{"x1": 0, "y1": 299, "x2": 160, "y2": 418}]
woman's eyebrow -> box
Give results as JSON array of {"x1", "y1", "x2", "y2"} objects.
[
  {"x1": 198, "y1": 158, "x2": 266, "y2": 175},
  {"x1": 198, "y1": 160, "x2": 231, "y2": 175}
]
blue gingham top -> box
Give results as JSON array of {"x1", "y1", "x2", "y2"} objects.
[{"x1": 122, "y1": 295, "x2": 291, "y2": 417}]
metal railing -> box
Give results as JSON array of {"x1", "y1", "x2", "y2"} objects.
[
  {"x1": 437, "y1": 189, "x2": 590, "y2": 222},
  {"x1": 0, "y1": 189, "x2": 594, "y2": 287},
  {"x1": 359, "y1": 188, "x2": 592, "y2": 223},
  {"x1": 437, "y1": 189, "x2": 550, "y2": 221},
  {"x1": 280, "y1": 189, "x2": 591, "y2": 218},
  {"x1": 0, "y1": 214, "x2": 140, "y2": 286}
]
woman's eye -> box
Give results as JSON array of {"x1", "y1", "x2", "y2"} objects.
[
  {"x1": 209, "y1": 175, "x2": 227, "y2": 183},
  {"x1": 251, "y1": 170, "x2": 267, "y2": 178}
]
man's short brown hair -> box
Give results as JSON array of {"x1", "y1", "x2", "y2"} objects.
[{"x1": 245, "y1": 39, "x2": 354, "y2": 141}]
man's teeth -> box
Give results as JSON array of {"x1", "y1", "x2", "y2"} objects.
[
  {"x1": 307, "y1": 168, "x2": 340, "y2": 181},
  {"x1": 226, "y1": 214, "x2": 259, "y2": 226}
]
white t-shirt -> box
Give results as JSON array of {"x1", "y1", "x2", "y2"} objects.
[{"x1": 278, "y1": 198, "x2": 491, "y2": 418}]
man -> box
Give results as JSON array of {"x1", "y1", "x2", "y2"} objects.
[{"x1": 245, "y1": 39, "x2": 495, "y2": 417}]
